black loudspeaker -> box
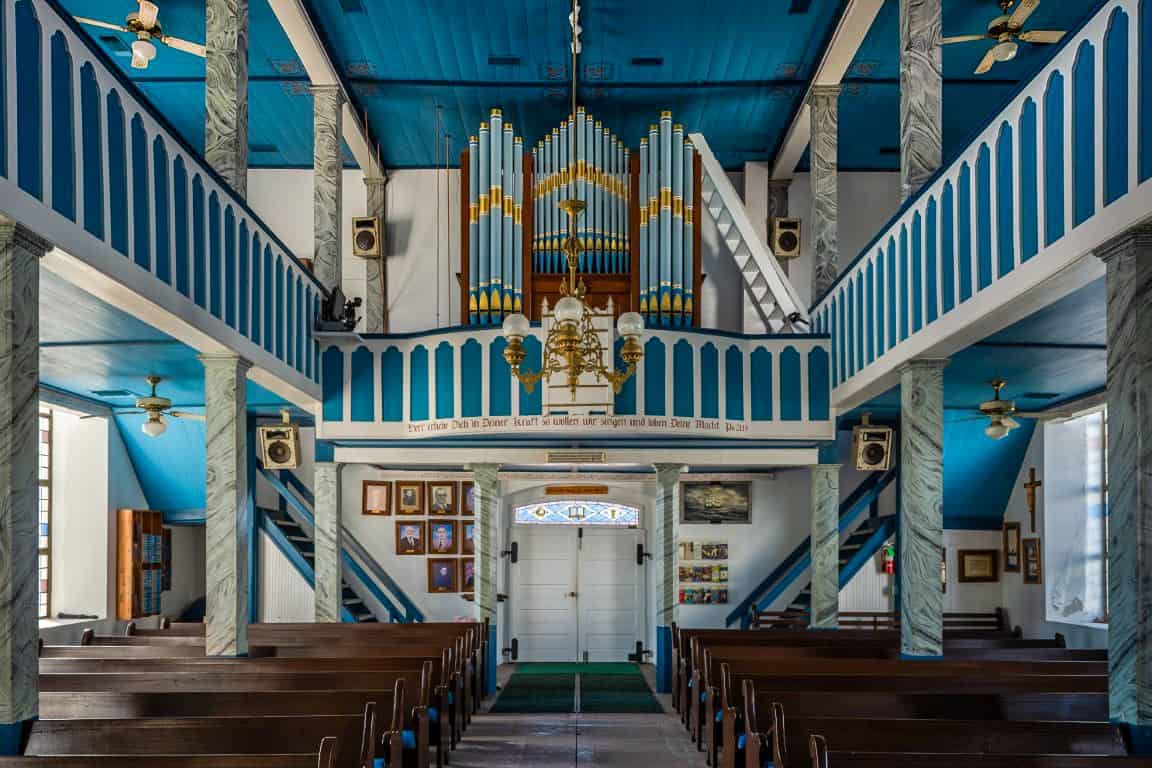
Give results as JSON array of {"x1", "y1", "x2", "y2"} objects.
[
  {"x1": 771, "y1": 217, "x2": 801, "y2": 260},
  {"x1": 352, "y1": 215, "x2": 382, "y2": 258},
  {"x1": 258, "y1": 420, "x2": 301, "y2": 470}
]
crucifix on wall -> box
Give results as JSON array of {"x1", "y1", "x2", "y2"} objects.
[{"x1": 1024, "y1": 468, "x2": 1042, "y2": 533}]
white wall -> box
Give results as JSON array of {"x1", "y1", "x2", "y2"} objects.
[
  {"x1": 161, "y1": 526, "x2": 206, "y2": 619},
  {"x1": 259, "y1": 530, "x2": 315, "y2": 622}
]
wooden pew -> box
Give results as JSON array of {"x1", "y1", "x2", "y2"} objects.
[
  {"x1": 807, "y1": 737, "x2": 1152, "y2": 768},
  {"x1": 0, "y1": 740, "x2": 337, "y2": 768}
]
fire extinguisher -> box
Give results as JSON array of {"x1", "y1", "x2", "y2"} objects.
[{"x1": 882, "y1": 544, "x2": 896, "y2": 575}]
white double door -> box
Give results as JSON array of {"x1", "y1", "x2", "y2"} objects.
[{"x1": 512, "y1": 525, "x2": 644, "y2": 662}]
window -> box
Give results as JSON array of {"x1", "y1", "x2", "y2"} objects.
[
  {"x1": 38, "y1": 410, "x2": 52, "y2": 619},
  {"x1": 514, "y1": 500, "x2": 640, "y2": 527}
]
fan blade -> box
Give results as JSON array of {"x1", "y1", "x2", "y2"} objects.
[
  {"x1": 169, "y1": 411, "x2": 206, "y2": 421},
  {"x1": 1019, "y1": 29, "x2": 1065, "y2": 44},
  {"x1": 941, "y1": 34, "x2": 988, "y2": 44},
  {"x1": 974, "y1": 47, "x2": 997, "y2": 75},
  {"x1": 136, "y1": 1, "x2": 160, "y2": 29},
  {"x1": 1002, "y1": 416, "x2": 1021, "y2": 430},
  {"x1": 161, "y1": 36, "x2": 207, "y2": 57},
  {"x1": 1008, "y1": 0, "x2": 1040, "y2": 28},
  {"x1": 74, "y1": 16, "x2": 131, "y2": 33}
]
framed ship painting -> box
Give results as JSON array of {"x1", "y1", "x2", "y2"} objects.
[{"x1": 681, "y1": 482, "x2": 752, "y2": 524}]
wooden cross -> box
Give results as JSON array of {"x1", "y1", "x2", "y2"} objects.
[{"x1": 1024, "y1": 468, "x2": 1042, "y2": 533}]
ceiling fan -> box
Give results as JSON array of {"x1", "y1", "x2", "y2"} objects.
[
  {"x1": 972, "y1": 378, "x2": 1050, "y2": 440},
  {"x1": 126, "y1": 375, "x2": 206, "y2": 437},
  {"x1": 74, "y1": 1, "x2": 206, "y2": 70},
  {"x1": 942, "y1": 0, "x2": 1067, "y2": 75}
]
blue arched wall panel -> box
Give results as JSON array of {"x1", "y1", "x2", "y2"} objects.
[
  {"x1": 250, "y1": 235, "x2": 261, "y2": 345},
  {"x1": 614, "y1": 338, "x2": 637, "y2": 415},
  {"x1": 0, "y1": 0, "x2": 6, "y2": 176},
  {"x1": 321, "y1": 347, "x2": 344, "y2": 422},
  {"x1": 780, "y1": 347, "x2": 801, "y2": 421},
  {"x1": 435, "y1": 341, "x2": 454, "y2": 419},
  {"x1": 381, "y1": 347, "x2": 403, "y2": 421},
  {"x1": 153, "y1": 138, "x2": 170, "y2": 284},
  {"x1": 808, "y1": 347, "x2": 830, "y2": 422},
  {"x1": 644, "y1": 337, "x2": 666, "y2": 416},
  {"x1": 1045, "y1": 72, "x2": 1066, "y2": 245},
  {"x1": 898, "y1": 227, "x2": 909, "y2": 342},
  {"x1": 874, "y1": 252, "x2": 885, "y2": 357},
  {"x1": 131, "y1": 116, "x2": 150, "y2": 270},
  {"x1": 673, "y1": 340, "x2": 694, "y2": 418},
  {"x1": 50, "y1": 33, "x2": 74, "y2": 221},
  {"x1": 350, "y1": 346, "x2": 374, "y2": 422},
  {"x1": 957, "y1": 164, "x2": 973, "y2": 302},
  {"x1": 80, "y1": 65, "x2": 103, "y2": 239},
  {"x1": 15, "y1": 0, "x2": 41, "y2": 199},
  {"x1": 209, "y1": 194, "x2": 223, "y2": 317},
  {"x1": 865, "y1": 262, "x2": 876, "y2": 364},
  {"x1": 461, "y1": 339, "x2": 483, "y2": 417},
  {"x1": 1019, "y1": 100, "x2": 1039, "y2": 263},
  {"x1": 700, "y1": 343, "x2": 718, "y2": 419},
  {"x1": 521, "y1": 336, "x2": 543, "y2": 415},
  {"x1": 238, "y1": 222, "x2": 250, "y2": 337},
  {"x1": 224, "y1": 207, "x2": 237, "y2": 329},
  {"x1": 192, "y1": 176, "x2": 206, "y2": 307},
  {"x1": 1142, "y1": 0, "x2": 1152, "y2": 183},
  {"x1": 409, "y1": 346, "x2": 429, "y2": 421},
  {"x1": 885, "y1": 238, "x2": 897, "y2": 348},
  {"x1": 975, "y1": 144, "x2": 992, "y2": 291},
  {"x1": 262, "y1": 247, "x2": 274, "y2": 353},
  {"x1": 488, "y1": 338, "x2": 511, "y2": 417},
  {"x1": 1073, "y1": 43, "x2": 1096, "y2": 228},
  {"x1": 995, "y1": 126, "x2": 1015, "y2": 279},
  {"x1": 750, "y1": 347, "x2": 772, "y2": 421},
  {"x1": 941, "y1": 182, "x2": 955, "y2": 314},
  {"x1": 911, "y1": 214, "x2": 923, "y2": 333},
  {"x1": 1104, "y1": 9, "x2": 1130, "y2": 206},
  {"x1": 108, "y1": 92, "x2": 128, "y2": 256},
  {"x1": 725, "y1": 345, "x2": 743, "y2": 420},
  {"x1": 173, "y1": 159, "x2": 189, "y2": 296},
  {"x1": 925, "y1": 199, "x2": 938, "y2": 325}
]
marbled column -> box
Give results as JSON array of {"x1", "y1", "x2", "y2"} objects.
[
  {"x1": 1099, "y1": 226, "x2": 1152, "y2": 731},
  {"x1": 898, "y1": 358, "x2": 946, "y2": 657},
  {"x1": 810, "y1": 464, "x2": 841, "y2": 629},
  {"x1": 809, "y1": 85, "x2": 841, "y2": 299},
  {"x1": 0, "y1": 218, "x2": 46, "y2": 751},
  {"x1": 313, "y1": 462, "x2": 342, "y2": 623},
  {"x1": 205, "y1": 0, "x2": 248, "y2": 197},
  {"x1": 363, "y1": 176, "x2": 388, "y2": 333},
  {"x1": 313, "y1": 85, "x2": 344, "y2": 294},
  {"x1": 471, "y1": 465, "x2": 500, "y2": 624},
  {"x1": 653, "y1": 464, "x2": 682, "y2": 693},
  {"x1": 900, "y1": 0, "x2": 943, "y2": 202},
  {"x1": 202, "y1": 354, "x2": 251, "y2": 657}
]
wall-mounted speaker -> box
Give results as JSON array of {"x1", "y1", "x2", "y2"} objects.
[
  {"x1": 852, "y1": 419, "x2": 893, "y2": 472},
  {"x1": 258, "y1": 420, "x2": 301, "y2": 470},
  {"x1": 771, "y1": 217, "x2": 801, "y2": 260},
  {"x1": 352, "y1": 215, "x2": 382, "y2": 258}
]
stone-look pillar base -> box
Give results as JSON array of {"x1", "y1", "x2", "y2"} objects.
[
  {"x1": 313, "y1": 85, "x2": 345, "y2": 295},
  {"x1": 1099, "y1": 226, "x2": 1152, "y2": 734},
  {"x1": 471, "y1": 465, "x2": 500, "y2": 695},
  {"x1": 900, "y1": 0, "x2": 943, "y2": 202},
  {"x1": 205, "y1": 0, "x2": 249, "y2": 196},
  {"x1": 810, "y1": 464, "x2": 841, "y2": 629},
  {"x1": 314, "y1": 463, "x2": 342, "y2": 623},
  {"x1": 202, "y1": 354, "x2": 252, "y2": 657},
  {"x1": 809, "y1": 85, "x2": 841, "y2": 299},
  {"x1": 898, "y1": 358, "x2": 946, "y2": 658},
  {"x1": 653, "y1": 464, "x2": 683, "y2": 693},
  {"x1": 364, "y1": 176, "x2": 388, "y2": 334},
  {"x1": 0, "y1": 218, "x2": 46, "y2": 748}
]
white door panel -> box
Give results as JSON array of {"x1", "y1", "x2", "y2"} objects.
[
  {"x1": 579, "y1": 529, "x2": 643, "y2": 662},
  {"x1": 512, "y1": 527, "x2": 578, "y2": 662}
]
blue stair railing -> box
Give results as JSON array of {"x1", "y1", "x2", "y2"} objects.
[
  {"x1": 258, "y1": 465, "x2": 425, "y2": 623},
  {"x1": 726, "y1": 467, "x2": 899, "y2": 628}
]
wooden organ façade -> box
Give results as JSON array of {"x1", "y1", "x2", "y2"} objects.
[{"x1": 461, "y1": 107, "x2": 702, "y2": 327}]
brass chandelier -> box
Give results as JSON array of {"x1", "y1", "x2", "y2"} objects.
[{"x1": 500, "y1": 0, "x2": 644, "y2": 398}]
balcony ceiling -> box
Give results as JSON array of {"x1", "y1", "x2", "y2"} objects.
[{"x1": 55, "y1": 0, "x2": 1105, "y2": 170}]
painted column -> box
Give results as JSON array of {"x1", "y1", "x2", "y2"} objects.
[
  {"x1": 0, "y1": 218, "x2": 46, "y2": 755},
  {"x1": 653, "y1": 463, "x2": 683, "y2": 693},
  {"x1": 899, "y1": 0, "x2": 942, "y2": 202},
  {"x1": 312, "y1": 85, "x2": 344, "y2": 294},
  {"x1": 471, "y1": 464, "x2": 500, "y2": 695},
  {"x1": 898, "y1": 358, "x2": 946, "y2": 658},
  {"x1": 364, "y1": 176, "x2": 387, "y2": 333},
  {"x1": 202, "y1": 353, "x2": 252, "y2": 657},
  {"x1": 313, "y1": 462, "x2": 342, "y2": 622},
  {"x1": 809, "y1": 85, "x2": 841, "y2": 299},
  {"x1": 810, "y1": 464, "x2": 841, "y2": 629},
  {"x1": 1099, "y1": 226, "x2": 1152, "y2": 742},
  {"x1": 205, "y1": 0, "x2": 248, "y2": 197},
  {"x1": 767, "y1": 178, "x2": 791, "y2": 275}
]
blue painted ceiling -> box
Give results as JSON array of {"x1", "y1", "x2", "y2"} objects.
[{"x1": 56, "y1": 0, "x2": 1104, "y2": 170}]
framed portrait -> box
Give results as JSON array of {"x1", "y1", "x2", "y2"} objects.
[
  {"x1": 428, "y1": 558, "x2": 458, "y2": 593},
  {"x1": 681, "y1": 482, "x2": 751, "y2": 524},
  {"x1": 427, "y1": 520, "x2": 458, "y2": 555},
  {"x1": 462, "y1": 482, "x2": 475, "y2": 516},
  {"x1": 1002, "y1": 521, "x2": 1021, "y2": 573},
  {"x1": 362, "y1": 481, "x2": 392, "y2": 516},
  {"x1": 396, "y1": 481, "x2": 425, "y2": 515},
  {"x1": 395, "y1": 521, "x2": 426, "y2": 555},
  {"x1": 462, "y1": 522, "x2": 475, "y2": 555},
  {"x1": 957, "y1": 549, "x2": 999, "y2": 583},
  {"x1": 427, "y1": 482, "x2": 458, "y2": 516},
  {"x1": 1023, "y1": 538, "x2": 1043, "y2": 584},
  {"x1": 461, "y1": 559, "x2": 476, "y2": 592}
]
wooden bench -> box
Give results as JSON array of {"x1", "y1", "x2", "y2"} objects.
[
  {"x1": 0, "y1": 745, "x2": 336, "y2": 768},
  {"x1": 807, "y1": 740, "x2": 1152, "y2": 768}
]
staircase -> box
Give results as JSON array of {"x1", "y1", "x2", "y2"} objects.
[
  {"x1": 726, "y1": 467, "x2": 899, "y2": 628},
  {"x1": 689, "y1": 133, "x2": 809, "y2": 333},
  {"x1": 258, "y1": 466, "x2": 424, "y2": 624}
]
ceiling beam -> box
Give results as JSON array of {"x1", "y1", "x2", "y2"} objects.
[
  {"x1": 265, "y1": 0, "x2": 382, "y2": 175},
  {"x1": 771, "y1": 0, "x2": 885, "y2": 180}
]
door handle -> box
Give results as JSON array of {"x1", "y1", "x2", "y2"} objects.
[{"x1": 567, "y1": 591, "x2": 578, "y2": 598}]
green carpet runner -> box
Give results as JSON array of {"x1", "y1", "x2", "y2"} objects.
[{"x1": 490, "y1": 663, "x2": 662, "y2": 714}]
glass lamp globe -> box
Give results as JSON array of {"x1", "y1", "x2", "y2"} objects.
[
  {"x1": 553, "y1": 296, "x2": 584, "y2": 325},
  {"x1": 984, "y1": 420, "x2": 1009, "y2": 440},
  {"x1": 992, "y1": 39, "x2": 1018, "y2": 62},
  {"x1": 617, "y1": 311, "x2": 644, "y2": 339},
  {"x1": 502, "y1": 312, "x2": 530, "y2": 340},
  {"x1": 142, "y1": 414, "x2": 167, "y2": 437}
]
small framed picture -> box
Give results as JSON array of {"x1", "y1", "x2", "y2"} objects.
[
  {"x1": 461, "y1": 559, "x2": 476, "y2": 592},
  {"x1": 427, "y1": 482, "x2": 458, "y2": 516},
  {"x1": 427, "y1": 520, "x2": 458, "y2": 555},
  {"x1": 462, "y1": 482, "x2": 475, "y2": 516},
  {"x1": 1023, "y1": 538, "x2": 1043, "y2": 585},
  {"x1": 362, "y1": 481, "x2": 392, "y2": 516},
  {"x1": 462, "y1": 522, "x2": 475, "y2": 556},
  {"x1": 428, "y1": 558, "x2": 458, "y2": 593},
  {"x1": 1002, "y1": 522, "x2": 1021, "y2": 573},
  {"x1": 957, "y1": 549, "x2": 999, "y2": 583},
  {"x1": 396, "y1": 482, "x2": 425, "y2": 515},
  {"x1": 395, "y1": 521, "x2": 426, "y2": 555}
]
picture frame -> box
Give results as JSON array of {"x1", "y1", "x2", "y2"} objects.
[
  {"x1": 396, "y1": 481, "x2": 425, "y2": 516},
  {"x1": 1023, "y1": 538, "x2": 1043, "y2": 585},
  {"x1": 427, "y1": 520, "x2": 458, "y2": 555},
  {"x1": 680, "y1": 482, "x2": 752, "y2": 525},
  {"x1": 462, "y1": 482, "x2": 475, "y2": 516},
  {"x1": 957, "y1": 549, "x2": 999, "y2": 583},
  {"x1": 428, "y1": 558, "x2": 458, "y2": 593},
  {"x1": 461, "y1": 559, "x2": 476, "y2": 592},
  {"x1": 362, "y1": 481, "x2": 392, "y2": 516},
  {"x1": 395, "y1": 521, "x2": 426, "y2": 555},
  {"x1": 1002, "y1": 521, "x2": 1022, "y2": 573},
  {"x1": 427, "y1": 482, "x2": 458, "y2": 516},
  {"x1": 462, "y1": 522, "x2": 475, "y2": 555}
]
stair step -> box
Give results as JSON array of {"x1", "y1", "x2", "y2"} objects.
[
  {"x1": 287, "y1": 535, "x2": 311, "y2": 543},
  {"x1": 343, "y1": 598, "x2": 364, "y2": 606}
]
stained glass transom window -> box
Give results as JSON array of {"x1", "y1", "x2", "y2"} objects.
[{"x1": 513, "y1": 500, "x2": 640, "y2": 527}]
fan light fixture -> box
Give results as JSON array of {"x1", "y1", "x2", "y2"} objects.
[
  {"x1": 992, "y1": 38, "x2": 1018, "y2": 62},
  {"x1": 142, "y1": 413, "x2": 167, "y2": 437},
  {"x1": 131, "y1": 38, "x2": 157, "y2": 68},
  {"x1": 984, "y1": 419, "x2": 1011, "y2": 440}
]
